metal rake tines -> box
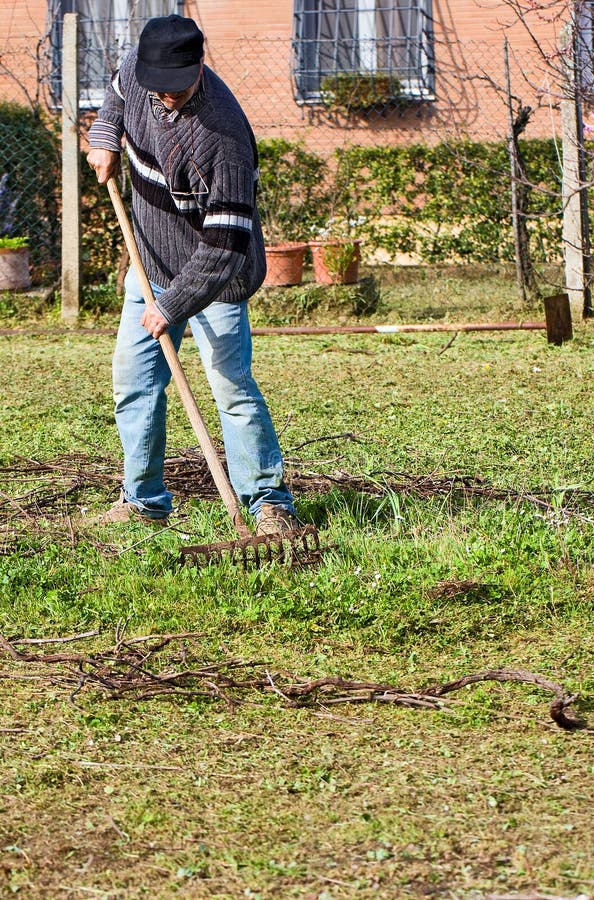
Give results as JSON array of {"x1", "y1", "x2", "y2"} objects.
[{"x1": 180, "y1": 525, "x2": 321, "y2": 568}]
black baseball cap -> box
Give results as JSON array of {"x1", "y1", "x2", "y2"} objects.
[{"x1": 135, "y1": 15, "x2": 204, "y2": 93}]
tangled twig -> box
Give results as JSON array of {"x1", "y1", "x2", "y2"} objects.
[
  {"x1": 0, "y1": 630, "x2": 585, "y2": 730},
  {"x1": 2, "y1": 450, "x2": 594, "y2": 555},
  {"x1": 2, "y1": 449, "x2": 594, "y2": 514}
]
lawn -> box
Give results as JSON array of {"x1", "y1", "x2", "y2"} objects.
[{"x1": 0, "y1": 264, "x2": 593, "y2": 899}]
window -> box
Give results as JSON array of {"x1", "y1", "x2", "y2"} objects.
[
  {"x1": 292, "y1": 0, "x2": 434, "y2": 105},
  {"x1": 47, "y1": 0, "x2": 183, "y2": 109}
]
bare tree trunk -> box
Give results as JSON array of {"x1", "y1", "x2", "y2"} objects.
[
  {"x1": 504, "y1": 38, "x2": 539, "y2": 303},
  {"x1": 513, "y1": 121, "x2": 539, "y2": 302},
  {"x1": 561, "y1": 14, "x2": 592, "y2": 319},
  {"x1": 61, "y1": 13, "x2": 80, "y2": 322}
]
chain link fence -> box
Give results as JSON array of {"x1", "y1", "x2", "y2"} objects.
[
  {"x1": 0, "y1": 13, "x2": 583, "y2": 294},
  {"x1": 0, "y1": 106, "x2": 60, "y2": 282}
]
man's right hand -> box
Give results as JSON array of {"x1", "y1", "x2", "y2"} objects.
[{"x1": 87, "y1": 148, "x2": 121, "y2": 184}]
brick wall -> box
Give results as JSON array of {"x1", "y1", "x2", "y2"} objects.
[
  {"x1": 0, "y1": 0, "x2": 47, "y2": 105},
  {"x1": 0, "y1": 0, "x2": 564, "y2": 147}
]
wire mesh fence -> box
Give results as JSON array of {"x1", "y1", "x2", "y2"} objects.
[
  {"x1": 43, "y1": 6, "x2": 183, "y2": 109},
  {"x1": 0, "y1": 108, "x2": 60, "y2": 282},
  {"x1": 0, "y1": 11, "x2": 586, "y2": 297}
]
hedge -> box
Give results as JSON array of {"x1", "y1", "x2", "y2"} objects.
[
  {"x1": 0, "y1": 100, "x2": 570, "y2": 289},
  {"x1": 0, "y1": 102, "x2": 60, "y2": 280},
  {"x1": 333, "y1": 139, "x2": 563, "y2": 263}
]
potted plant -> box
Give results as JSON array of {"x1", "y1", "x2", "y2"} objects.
[
  {"x1": 257, "y1": 139, "x2": 329, "y2": 286},
  {"x1": 0, "y1": 173, "x2": 31, "y2": 291},
  {"x1": 309, "y1": 216, "x2": 363, "y2": 285},
  {"x1": 320, "y1": 71, "x2": 403, "y2": 116}
]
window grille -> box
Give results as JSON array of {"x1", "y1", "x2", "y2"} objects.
[
  {"x1": 46, "y1": 0, "x2": 183, "y2": 109},
  {"x1": 292, "y1": 0, "x2": 434, "y2": 104}
]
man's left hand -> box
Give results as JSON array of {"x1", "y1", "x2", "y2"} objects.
[{"x1": 141, "y1": 305, "x2": 169, "y2": 339}]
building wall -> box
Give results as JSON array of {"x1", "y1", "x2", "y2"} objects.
[
  {"x1": 0, "y1": 0, "x2": 564, "y2": 149},
  {"x1": 0, "y1": 0, "x2": 48, "y2": 105},
  {"x1": 193, "y1": 0, "x2": 563, "y2": 148}
]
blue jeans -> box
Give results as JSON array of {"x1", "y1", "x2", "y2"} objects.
[{"x1": 112, "y1": 268, "x2": 296, "y2": 520}]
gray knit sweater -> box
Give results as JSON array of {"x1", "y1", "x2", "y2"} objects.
[{"x1": 88, "y1": 51, "x2": 266, "y2": 324}]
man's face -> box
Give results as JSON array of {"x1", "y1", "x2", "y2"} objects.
[{"x1": 155, "y1": 64, "x2": 203, "y2": 111}]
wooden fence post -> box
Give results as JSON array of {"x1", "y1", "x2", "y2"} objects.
[
  {"x1": 544, "y1": 293, "x2": 573, "y2": 345},
  {"x1": 61, "y1": 12, "x2": 80, "y2": 323}
]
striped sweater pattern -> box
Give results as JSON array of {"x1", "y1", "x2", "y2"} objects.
[{"x1": 88, "y1": 51, "x2": 266, "y2": 324}]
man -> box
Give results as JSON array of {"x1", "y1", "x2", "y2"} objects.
[{"x1": 87, "y1": 14, "x2": 297, "y2": 535}]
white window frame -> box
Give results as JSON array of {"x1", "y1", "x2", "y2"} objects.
[{"x1": 47, "y1": 0, "x2": 183, "y2": 110}]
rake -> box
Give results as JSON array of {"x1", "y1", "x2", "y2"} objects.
[{"x1": 107, "y1": 177, "x2": 321, "y2": 568}]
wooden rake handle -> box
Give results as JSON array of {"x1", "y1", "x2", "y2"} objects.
[{"x1": 106, "y1": 177, "x2": 252, "y2": 539}]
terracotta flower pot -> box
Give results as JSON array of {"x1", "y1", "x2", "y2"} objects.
[
  {"x1": 263, "y1": 242, "x2": 307, "y2": 287},
  {"x1": 310, "y1": 239, "x2": 360, "y2": 284},
  {"x1": 0, "y1": 246, "x2": 31, "y2": 291}
]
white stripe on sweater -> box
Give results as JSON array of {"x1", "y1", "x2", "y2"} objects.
[
  {"x1": 111, "y1": 71, "x2": 124, "y2": 100},
  {"x1": 203, "y1": 212, "x2": 252, "y2": 231},
  {"x1": 127, "y1": 143, "x2": 167, "y2": 188},
  {"x1": 88, "y1": 120, "x2": 122, "y2": 152},
  {"x1": 170, "y1": 196, "x2": 201, "y2": 212}
]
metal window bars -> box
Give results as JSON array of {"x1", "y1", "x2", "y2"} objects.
[
  {"x1": 291, "y1": 0, "x2": 434, "y2": 104},
  {"x1": 44, "y1": 0, "x2": 183, "y2": 109}
]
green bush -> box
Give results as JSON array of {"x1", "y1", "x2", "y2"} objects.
[
  {"x1": 335, "y1": 138, "x2": 563, "y2": 264},
  {"x1": 257, "y1": 138, "x2": 331, "y2": 243},
  {"x1": 80, "y1": 151, "x2": 124, "y2": 291},
  {"x1": 0, "y1": 111, "x2": 568, "y2": 287},
  {"x1": 0, "y1": 104, "x2": 124, "y2": 297},
  {"x1": 0, "y1": 102, "x2": 60, "y2": 280},
  {"x1": 72, "y1": 133, "x2": 571, "y2": 289},
  {"x1": 78, "y1": 136, "x2": 565, "y2": 282}
]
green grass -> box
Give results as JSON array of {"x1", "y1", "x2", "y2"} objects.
[{"x1": 1, "y1": 265, "x2": 593, "y2": 898}]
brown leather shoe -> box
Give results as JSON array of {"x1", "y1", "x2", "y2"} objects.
[
  {"x1": 256, "y1": 503, "x2": 299, "y2": 536},
  {"x1": 87, "y1": 493, "x2": 168, "y2": 525}
]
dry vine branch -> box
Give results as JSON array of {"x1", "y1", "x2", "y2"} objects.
[
  {"x1": 0, "y1": 631, "x2": 586, "y2": 730},
  {"x1": 2, "y1": 451, "x2": 594, "y2": 556},
  {"x1": 2, "y1": 451, "x2": 594, "y2": 512}
]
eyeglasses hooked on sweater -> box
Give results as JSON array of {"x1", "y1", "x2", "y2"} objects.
[{"x1": 167, "y1": 158, "x2": 209, "y2": 213}]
